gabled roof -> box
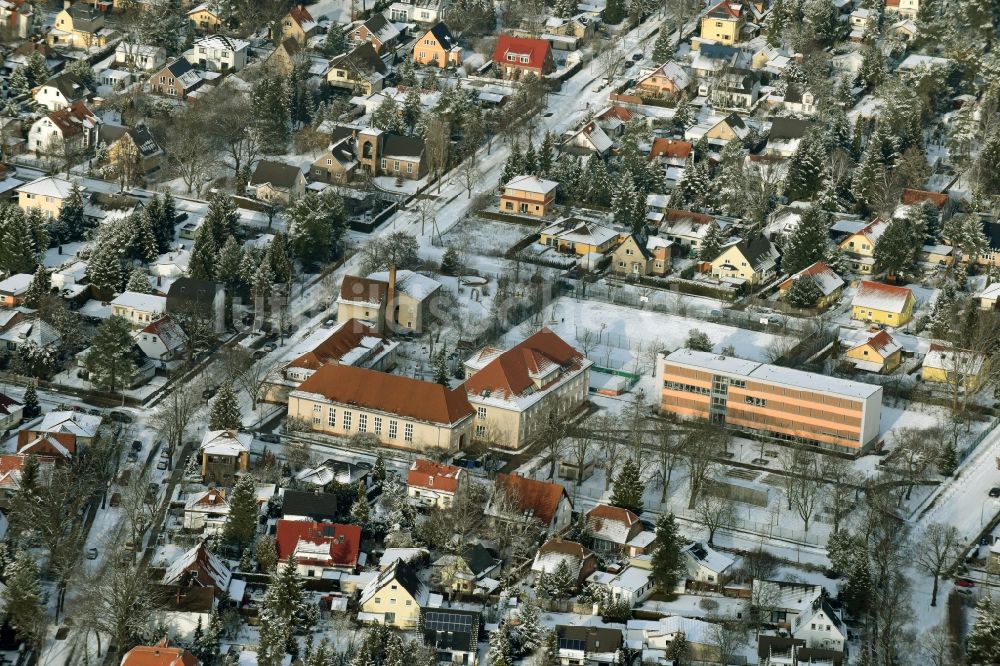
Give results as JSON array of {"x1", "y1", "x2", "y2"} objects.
[
  {"x1": 359, "y1": 559, "x2": 427, "y2": 605},
  {"x1": 199, "y1": 430, "x2": 252, "y2": 456},
  {"x1": 120, "y1": 639, "x2": 199, "y2": 666},
  {"x1": 504, "y1": 174, "x2": 559, "y2": 195},
  {"x1": 465, "y1": 328, "x2": 588, "y2": 401},
  {"x1": 367, "y1": 269, "x2": 440, "y2": 300},
  {"x1": 778, "y1": 261, "x2": 844, "y2": 296},
  {"x1": 556, "y1": 625, "x2": 622, "y2": 653},
  {"x1": 281, "y1": 489, "x2": 339, "y2": 521},
  {"x1": 683, "y1": 541, "x2": 735, "y2": 574},
  {"x1": 705, "y1": 0, "x2": 743, "y2": 20},
  {"x1": 36, "y1": 410, "x2": 101, "y2": 437},
  {"x1": 564, "y1": 121, "x2": 613, "y2": 153},
  {"x1": 0, "y1": 273, "x2": 31, "y2": 295},
  {"x1": 362, "y1": 13, "x2": 400, "y2": 43},
  {"x1": 287, "y1": 4, "x2": 317, "y2": 31},
  {"x1": 339, "y1": 274, "x2": 388, "y2": 306},
  {"x1": 139, "y1": 315, "x2": 187, "y2": 351},
  {"x1": 293, "y1": 364, "x2": 474, "y2": 425},
  {"x1": 166, "y1": 277, "x2": 221, "y2": 311},
  {"x1": 162, "y1": 542, "x2": 232, "y2": 590},
  {"x1": 719, "y1": 235, "x2": 778, "y2": 272},
  {"x1": 586, "y1": 504, "x2": 641, "y2": 545},
  {"x1": 407, "y1": 458, "x2": 462, "y2": 494},
  {"x1": 923, "y1": 344, "x2": 986, "y2": 375},
  {"x1": 285, "y1": 318, "x2": 386, "y2": 371},
  {"x1": 193, "y1": 34, "x2": 249, "y2": 52},
  {"x1": 44, "y1": 102, "x2": 98, "y2": 138},
  {"x1": 532, "y1": 537, "x2": 594, "y2": 576},
  {"x1": 184, "y1": 487, "x2": 228, "y2": 511},
  {"x1": 640, "y1": 61, "x2": 690, "y2": 89},
  {"x1": 851, "y1": 280, "x2": 913, "y2": 314},
  {"x1": 163, "y1": 57, "x2": 194, "y2": 78},
  {"x1": 900, "y1": 188, "x2": 948, "y2": 209},
  {"x1": 852, "y1": 217, "x2": 889, "y2": 245},
  {"x1": 275, "y1": 519, "x2": 362, "y2": 569},
  {"x1": 17, "y1": 176, "x2": 74, "y2": 199},
  {"x1": 329, "y1": 42, "x2": 388, "y2": 75},
  {"x1": 494, "y1": 473, "x2": 569, "y2": 525},
  {"x1": 41, "y1": 73, "x2": 93, "y2": 101},
  {"x1": 380, "y1": 134, "x2": 425, "y2": 159},
  {"x1": 491, "y1": 34, "x2": 551, "y2": 70},
  {"x1": 17, "y1": 431, "x2": 77, "y2": 458},
  {"x1": 768, "y1": 117, "x2": 813, "y2": 141},
  {"x1": 250, "y1": 160, "x2": 304, "y2": 189},
  {"x1": 111, "y1": 291, "x2": 166, "y2": 314},
  {"x1": 0, "y1": 392, "x2": 21, "y2": 417},
  {"x1": 649, "y1": 138, "x2": 693, "y2": 161},
  {"x1": 849, "y1": 330, "x2": 901, "y2": 358}
]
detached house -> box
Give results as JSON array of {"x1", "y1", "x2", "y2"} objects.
[
  {"x1": 407, "y1": 458, "x2": 464, "y2": 508},
  {"x1": 464, "y1": 328, "x2": 592, "y2": 451},
  {"x1": 611, "y1": 233, "x2": 672, "y2": 278},
  {"x1": 777, "y1": 261, "x2": 845, "y2": 309},
  {"x1": 187, "y1": 4, "x2": 223, "y2": 33},
  {"x1": 555, "y1": 626, "x2": 623, "y2": 665},
  {"x1": 358, "y1": 560, "x2": 428, "y2": 628},
  {"x1": 683, "y1": 541, "x2": 735, "y2": 587},
  {"x1": 99, "y1": 124, "x2": 164, "y2": 175},
  {"x1": 135, "y1": 315, "x2": 187, "y2": 367},
  {"x1": 110, "y1": 291, "x2": 166, "y2": 328},
  {"x1": 636, "y1": 61, "x2": 691, "y2": 97},
  {"x1": 148, "y1": 58, "x2": 202, "y2": 100},
  {"x1": 0, "y1": 0, "x2": 33, "y2": 39},
  {"x1": 310, "y1": 128, "x2": 360, "y2": 184},
  {"x1": 281, "y1": 4, "x2": 319, "y2": 45},
  {"x1": 709, "y1": 236, "x2": 780, "y2": 285},
  {"x1": 885, "y1": 0, "x2": 919, "y2": 19},
  {"x1": 561, "y1": 121, "x2": 613, "y2": 158},
  {"x1": 698, "y1": 0, "x2": 746, "y2": 45},
  {"x1": 500, "y1": 175, "x2": 559, "y2": 217},
  {"x1": 844, "y1": 330, "x2": 902, "y2": 374},
  {"x1": 413, "y1": 22, "x2": 461, "y2": 68},
  {"x1": 0, "y1": 274, "x2": 31, "y2": 308},
  {"x1": 48, "y1": 2, "x2": 116, "y2": 49},
  {"x1": 336, "y1": 268, "x2": 441, "y2": 334},
  {"x1": 275, "y1": 519, "x2": 363, "y2": 577},
  {"x1": 183, "y1": 487, "x2": 229, "y2": 534},
  {"x1": 28, "y1": 102, "x2": 99, "y2": 156},
  {"x1": 850, "y1": 281, "x2": 915, "y2": 327},
  {"x1": 487, "y1": 473, "x2": 573, "y2": 534},
  {"x1": 752, "y1": 581, "x2": 847, "y2": 652},
  {"x1": 166, "y1": 278, "x2": 226, "y2": 335},
  {"x1": 531, "y1": 538, "x2": 597, "y2": 588},
  {"x1": 838, "y1": 217, "x2": 888, "y2": 274},
  {"x1": 491, "y1": 34, "x2": 555, "y2": 79},
  {"x1": 34, "y1": 73, "x2": 94, "y2": 112},
  {"x1": 586, "y1": 504, "x2": 642, "y2": 554},
  {"x1": 351, "y1": 14, "x2": 401, "y2": 54},
  {"x1": 114, "y1": 42, "x2": 167, "y2": 71},
  {"x1": 539, "y1": 218, "x2": 619, "y2": 256},
  {"x1": 922, "y1": 344, "x2": 988, "y2": 392},
  {"x1": 187, "y1": 35, "x2": 249, "y2": 72},
  {"x1": 199, "y1": 430, "x2": 251, "y2": 486},
  {"x1": 121, "y1": 640, "x2": 199, "y2": 666},
  {"x1": 249, "y1": 160, "x2": 307, "y2": 206},
  {"x1": 431, "y1": 544, "x2": 501, "y2": 596},
  {"x1": 162, "y1": 542, "x2": 232, "y2": 596},
  {"x1": 0, "y1": 393, "x2": 23, "y2": 431},
  {"x1": 326, "y1": 43, "x2": 388, "y2": 94}
]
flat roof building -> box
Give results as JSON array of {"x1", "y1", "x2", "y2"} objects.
[{"x1": 657, "y1": 348, "x2": 882, "y2": 454}]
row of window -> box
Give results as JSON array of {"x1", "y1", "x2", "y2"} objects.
[
  {"x1": 311, "y1": 404, "x2": 414, "y2": 441},
  {"x1": 663, "y1": 380, "x2": 710, "y2": 395}
]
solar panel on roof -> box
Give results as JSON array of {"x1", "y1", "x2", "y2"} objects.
[
  {"x1": 559, "y1": 638, "x2": 586, "y2": 651},
  {"x1": 424, "y1": 611, "x2": 474, "y2": 632}
]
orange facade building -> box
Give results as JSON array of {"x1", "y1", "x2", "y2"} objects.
[{"x1": 658, "y1": 349, "x2": 882, "y2": 454}]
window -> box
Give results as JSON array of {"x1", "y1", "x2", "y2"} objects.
[
  {"x1": 419, "y1": 51, "x2": 425, "y2": 58},
  {"x1": 327, "y1": 407, "x2": 336, "y2": 427},
  {"x1": 375, "y1": 597, "x2": 381, "y2": 604},
  {"x1": 477, "y1": 407, "x2": 486, "y2": 420},
  {"x1": 389, "y1": 420, "x2": 398, "y2": 439},
  {"x1": 744, "y1": 396, "x2": 767, "y2": 407},
  {"x1": 343, "y1": 411, "x2": 353, "y2": 430},
  {"x1": 618, "y1": 261, "x2": 625, "y2": 267},
  {"x1": 520, "y1": 55, "x2": 529, "y2": 63},
  {"x1": 326, "y1": 159, "x2": 332, "y2": 165},
  {"x1": 407, "y1": 162, "x2": 414, "y2": 174},
  {"x1": 404, "y1": 423, "x2": 413, "y2": 442},
  {"x1": 625, "y1": 248, "x2": 633, "y2": 255},
  {"x1": 374, "y1": 416, "x2": 383, "y2": 434},
  {"x1": 359, "y1": 413, "x2": 368, "y2": 431},
  {"x1": 313, "y1": 404, "x2": 321, "y2": 413},
  {"x1": 507, "y1": 54, "x2": 515, "y2": 61},
  {"x1": 393, "y1": 160, "x2": 400, "y2": 171},
  {"x1": 476, "y1": 424, "x2": 486, "y2": 437},
  {"x1": 381, "y1": 158, "x2": 387, "y2": 169}
]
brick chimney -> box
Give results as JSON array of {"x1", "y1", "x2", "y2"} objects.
[{"x1": 386, "y1": 264, "x2": 397, "y2": 333}]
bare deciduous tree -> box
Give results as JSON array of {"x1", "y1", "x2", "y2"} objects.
[
  {"x1": 151, "y1": 378, "x2": 205, "y2": 454},
  {"x1": 784, "y1": 448, "x2": 825, "y2": 533},
  {"x1": 682, "y1": 425, "x2": 727, "y2": 509},
  {"x1": 696, "y1": 492, "x2": 735, "y2": 546},
  {"x1": 914, "y1": 523, "x2": 963, "y2": 607}
]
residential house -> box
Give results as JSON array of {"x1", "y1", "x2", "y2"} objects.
[
  {"x1": 186, "y1": 35, "x2": 249, "y2": 72},
  {"x1": 431, "y1": 544, "x2": 501, "y2": 596},
  {"x1": 48, "y1": 3, "x2": 116, "y2": 49},
  {"x1": 850, "y1": 281, "x2": 915, "y2": 327},
  {"x1": 281, "y1": 4, "x2": 319, "y2": 45},
  {"x1": 162, "y1": 542, "x2": 232, "y2": 596},
  {"x1": 687, "y1": 112, "x2": 750, "y2": 146},
  {"x1": 464, "y1": 328, "x2": 593, "y2": 451},
  {"x1": 34, "y1": 73, "x2": 94, "y2": 111},
  {"x1": 487, "y1": 473, "x2": 573, "y2": 534},
  {"x1": 705, "y1": 68, "x2": 759, "y2": 110},
  {"x1": 586, "y1": 504, "x2": 642, "y2": 554},
  {"x1": 412, "y1": 22, "x2": 461, "y2": 68},
  {"x1": 110, "y1": 291, "x2": 166, "y2": 328},
  {"x1": 978, "y1": 282, "x2": 1000, "y2": 310},
  {"x1": 922, "y1": 344, "x2": 988, "y2": 392},
  {"x1": 781, "y1": 85, "x2": 817, "y2": 115},
  {"x1": 595, "y1": 105, "x2": 636, "y2": 136},
  {"x1": 627, "y1": 617, "x2": 722, "y2": 664},
  {"x1": 295, "y1": 458, "x2": 370, "y2": 489},
  {"x1": 336, "y1": 268, "x2": 441, "y2": 334},
  {"x1": 326, "y1": 43, "x2": 388, "y2": 94},
  {"x1": 757, "y1": 636, "x2": 846, "y2": 666},
  {"x1": 358, "y1": 560, "x2": 428, "y2": 628},
  {"x1": 611, "y1": 233, "x2": 672, "y2": 278},
  {"x1": 531, "y1": 538, "x2": 597, "y2": 588},
  {"x1": 166, "y1": 278, "x2": 225, "y2": 335},
  {"x1": 690, "y1": 42, "x2": 743, "y2": 78},
  {"x1": 187, "y1": 3, "x2": 223, "y2": 33},
  {"x1": 0, "y1": 319, "x2": 61, "y2": 358},
  {"x1": 648, "y1": 137, "x2": 694, "y2": 187},
  {"x1": 0, "y1": 455, "x2": 54, "y2": 508},
  {"x1": 635, "y1": 61, "x2": 691, "y2": 97},
  {"x1": 351, "y1": 14, "x2": 401, "y2": 54},
  {"x1": 114, "y1": 42, "x2": 166, "y2": 71},
  {"x1": 843, "y1": 330, "x2": 903, "y2": 374},
  {"x1": 544, "y1": 14, "x2": 598, "y2": 43},
  {"x1": 199, "y1": 429, "x2": 251, "y2": 486},
  {"x1": 275, "y1": 519, "x2": 362, "y2": 577},
  {"x1": 500, "y1": 175, "x2": 559, "y2": 217},
  {"x1": 554, "y1": 625, "x2": 623, "y2": 665},
  {"x1": 135, "y1": 314, "x2": 187, "y2": 367},
  {"x1": 22, "y1": 410, "x2": 100, "y2": 446},
  {"x1": 28, "y1": 102, "x2": 99, "y2": 156},
  {"x1": 918, "y1": 244, "x2": 953, "y2": 268},
  {"x1": 0, "y1": 0, "x2": 33, "y2": 39},
  {"x1": 148, "y1": 58, "x2": 202, "y2": 100},
  {"x1": 99, "y1": 124, "x2": 164, "y2": 175},
  {"x1": 657, "y1": 209, "x2": 724, "y2": 252},
  {"x1": 539, "y1": 218, "x2": 620, "y2": 256},
  {"x1": 359, "y1": 129, "x2": 427, "y2": 180},
  {"x1": 699, "y1": 0, "x2": 746, "y2": 45},
  {"x1": 407, "y1": 458, "x2": 464, "y2": 508},
  {"x1": 683, "y1": 541, "x2": 735, "y2": 587},
  {"x1": 491, "y1": 35, "x2": 555, "y2": 79},
  {"x1": 120, "y1": 640, "x2": 199, "y2": 666},
  {"x1": 752, "y1": 581, "x2": 847, "y2": 652},
  {"x1": 183, "y1": 487, "x2": 229, "y2": 534},
  {"x1": 387, "y1": 0, "x2": 449, "y2": 24},
  {"x1": 267, "y1": 37, "x2": 305, "y2": 76},
  {"x1": 764, "y1": 117, "x2": 814, "y2": 158},
  {"x1": 0, "y1": 392, "x2": 23, "y2": 431},
  {"x1": 838, "y1": 217, "x2": 888, "y2": 274},
  {"x1": 287, "y1": 365, "x2": 475, "y2": 452},
  {"x1": 419, "y1": 608, "x2": 481, "y2": 666},
  {"x1": 849, "y1": 8, "x2": 873, "y2": 39},
  {"x1": 777, "y1": 261, "x2": 845, "y2": 309},
  {"x1": 589, "y1": 566, "x2": 654, "y2": 604},
  {"x1": 885, "y1": 0, "x2": 919, "y2": 19},
  {"x1": 710, "y1": 236, "x2": 780, "y2": 285},
  {"x1": 281, "y1": 489, "x2": 340, "y2": 522},
  {"x1": 17, "y1": 430, "x2": 77, "y2": 459},
  {"x1": 249, "y1": 160, "x2": 307, "y2": 206},
  {"x1": 0, "y1": 273, "x2": 31, "y2": 308},
  {"x1": 561, "y1": 121, "x2": 613, "y2": 158},
  {"x1": 309, "y1": 128, "x2": 360, "y2": 184}
]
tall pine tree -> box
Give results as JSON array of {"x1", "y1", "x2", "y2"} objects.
[
  {"x1": 223, "y1": 473, "x2": 259, "y2": 551},
  {"x1": 209, "y1": 382, "x2": 242, "y2": 430},
  {"x1": 649, "y1": 513, "x2": 685, "y2": 596}
]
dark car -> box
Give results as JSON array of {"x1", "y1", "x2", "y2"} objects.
[
  {"x1": 131, "y1": 440, "x2": 142, "y2": 452},
  {"x1": 631, "y1": 52, "x2": 643, "y2": 61},
  {"x1": 257, "y1": 432, "x2": 280, "y2": 444},
  {"x1": 989, "y1": 487, "x2": 1000, "y2": 498},
  {"x1": 109, "y1": 410, "x2": 133, "y2": 423}
]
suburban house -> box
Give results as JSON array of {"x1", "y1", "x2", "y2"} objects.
[
  {"x1": 539, "y1": 218, "x2": 620, "y2": 256},
  {"x1": 326, "y1": 43, "x2": 388, "y2": 94},
  {"x1": 199, "y1": 430, "x2": 252, "y2": 486},
  {"x1": 0, "y1": 455, "x2": 54, "y2": 508},
  {"x1": 17, "y1": 176, "x2": 75, "y2": 217},
  {"x1": 0, "y1": 0, "x2": 33, "y2": 39},
  {"x1": 148, "y1": 58, "x2": 203, "y2": 99},
  {"x1": 658, "y1": 348, "x2": 883, "y2": 454},
  {"x1": 683, "y1": 541, "x2": 735, "y2": 587},
  {"x1": 780, "y1": 85, "x2": 817, "y2": 115},
  {"x1": 281, "y1": 490, "x2": 340, "y2": 522},
  {"x1": 114, "y1": 42, "x2": 167, "y2": 71},
  {"x1": 979, "y1": 282, "x2": 1000, "y2": 309},
  {"x1": 763, "y1": 117, "x2": 813, "y2": 157},
  {"x1": 406, "y1": 458, "x2": 464, "y2": 508},
  {"x1": 555, "y1": 625, "x2": 623, "y2": 665},
  {"x1": 838, "y1": 217, "x2": 889, "y2": 274},
  {"x1": 419, "y1": 608, "x2": 481, "y2": 666},
  {"x1": 885, "y1": 0, "x2": 919, "y2": 19},
  {"x1": 186, "y1": 35, "x2": 249, "y2": 72},
  {"x1": 110, "y1": 291, "x2": 167, "y2": 328},
  {"x1": 387, "y1": 0, "x2": 448, "y2": 23},
  {"x1": 0, "y1": 392, "x2": 23, "y2": 431},
  {"x1": 431, "y1": 544, "x2": 501, "y2": 596},
  {"x1": 275, "y1": 519, "x2": 363, "y2": 577},
  {"x1": 48, "y1": 2, "x2": 116, "y2": 49},
  {"x1": 491, "y1": 34, "x2": 555, "y2": 79},
  {"x1": 358, "y1": 560, "x2": 428, "y2": 628},
  {"x1": 758, "y1": 636, "x2": 846, "y2": 666},
  {"x1": 120, "y1": 640, "x2": 199, "y2": 666},
  {"x1": 356, "y1": 128, "x2": 428, "y2": 180},
  {"x1": 844, "y1": 330, "x2": 903, "y2": 374},
  {"x1": 412, "y1": 22, "x2": 461, "y2": 68},
  {"x1": 351, "y1": 13, "x2": 401, "y2": 54},
  {"x1": 636, "y1": 61, "x2": 691, "y2": 97},
  {"x1": 162, "y1": 542, "x2": 233, "y2": 596},
  {"x1": 267, "y1": 37, "x2": 305, "y2": 75},
  {"x1": 699, "y1": 0, "x2": 746, "y2": 45},
  {"x1": 586, "y1": 504, "x2": 642, "y2": 554},
  {"x1": 280, "y1": 4, "x2": 319, "y2": 45},
  {"x1": 0, "y1": 273, "x2": 31, "y2": 308},
  {"x1": 17, "y1": 430, "x2": 77, "y2": 459},
  {"x1": 487, "y1": 473, "x2": 573, "y2": 534},
  {"x1": 309, "y1": 128, "x2": 360, "y2": 184},
  {"x1": 691, "y1": 42, "x2": 743, "y2": 77},
  {"x1": 183, "y1": 487, "x2": 229, "y2": 534},
  {"x1": 648, "y1": 137, "x2": 694, "y2": 183},
  {"x1": 777, "y1": 261, "x2": 845, "y2": 309},
  {"x1": 686, "y1": 112, "x2": 750, "y2": 146},
  {"x1": 560, "y1": 121, "x2": 613, "y2": 158},
  {"x1": 709, "y1": 236, "x2": 780, "y2": 285},
  {"x1": 28, "y1": 102, "x2": 99, "y2": 156},
  {"x1": 850, "y1": 281, "x2": 915, "y2": 327},
  {"x1": 287, "y1": 364, "x2": 475, "y2": 451},
  {"x1": 99, "y1": 124, "x2": 164, "y2": 176},
  {"x1": 336, "y1": 268, "x2": 441, "y2": 334},
  {"x1": 34, "y1": 73, "x2": 94, "y2": 112},
  {"x1": 500, "y1": 175, "x2": 559, "y2": 217},
  {"x1": 705, "y1": 68, "x2": 759, "y2": 110},
  {"x1": 752, "y1": 581, "x2": 847, "y2": 652},
  {"x1": 21, "y1": 410, "x2": 100, "y2": 447},
  {"x1": 628, "y1": 617, "x2": 721, "y2": 663},
  {"x1": 657, "y1": 209, "x2": 725, "y2": 252},
  {"x1": 463, "y1": 328, "x2": 592, "y2": 451},
  {"x1": 0, "y1": 319, "x2": 61, "y2": 357},
  {"x1": 187, "y1": 3, "x2": 223, "y2": 33},
  {"x1": 922, "y1": 344, "x2": 988, "y2": 392},
  {"x1": 611, "y1": 233, "x2": 672, "y2": 278},
  {"x1": 135, "y1": 315, "x2": 187, "y2": 367},
  {"x1": 531, "y1": 538, "x2": 597, "y2": 588},
  {"x1": 249, "y1": 160, "x2": 307, "y2": 205}
]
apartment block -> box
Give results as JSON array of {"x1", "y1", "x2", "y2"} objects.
[{"x1": 657, "y1": 349, "x2": 882, "y2": 454}]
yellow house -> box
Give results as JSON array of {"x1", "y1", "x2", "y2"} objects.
[
  {"x1": 699, "y1": 0, "x2": 745, "y2": 45},
  {"x1": 709, "y1": 236, "x2": 779, "y2": 285},
  {"x1": 187, "y1": 3, "x2": 223, "y2": 33},
  {"x1": 918, "y1": 244, "x2": 954, "y2": 267},
  {"x1": 611, "y1": 234, "x2": 672, "y2": 277},
  {"x1": 777, "y1": 261, "x2": 845, "y2": 310},
  {"x1": 16, "y1": 176, "x2": 75, "y2": 218},
  {"x1": 280, "y1": 4, "x2": 319, "y2": 45},
  {"x1": 412, "y1": 22, "x2": 462, "y2": 68},
  {"x1": 851, "y1": 280, "x2": 915, "y2": 327},
  {"x1": 838, "y1": 218, "x2": 888, "y2": 274},
  {"x1": 48, "y1": 3, "x2": 116, "y2": 49},
  {"x1": 922, "y1": 344, "x2": 988, "y2": 392},
  {"x1": 701, "y1": 113, "x2": 750, "y2": 144},
  {"x1": 844, "y1": 330, "x2": 903, "y2": 374},
  {"x1": 326, "y1": 42, "x2": 387, "y2": 94},
  {"x1": 500, "y1": 174, "x2": 559, "y2": 217},
  {"x1": 978, "y1": 283, "x2": 1000, "y2": 310},
  {"x1": 539, "y1": 218, "x2": 620, "y2": 256},
  {"x1": 358, "y1": 560, "x2": 426, "y2": 628}
]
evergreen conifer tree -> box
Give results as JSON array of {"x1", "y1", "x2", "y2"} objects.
[
  {"x1": 22, "y1": 264, "x2": 48, "y2": 309},
  {"x1": 650, "y1": 513, "x2": 685, "y2": 596},
  {"x1": 223, "y1": 473, "x2": 259, "y2": 551},
  {"x1": 781, "y1": 206, "x2": 830, "y2": 273},
  {"x1": 968, "y1": 594, "x2": 1000, "y2": 664},
  {"x1": 257, "y1": 557, "x2": 306, "y2": 666},
  {"x1": 209, "y1": 382, "x2": 242, "y2": 430},
  {"x1": 517, "y1": 601, "x2": 543, "y2": 655},
  {"x1": 785, "y1": 276, "x2": 823, "y2": 308},
  {"x1": 2, "y1": 550, "x2": 43, "y2": 650},
  {"x1": 698, "y1": 220, "x2": 725, "y2": 261},
  {"x1": 610, "y1": 457, "x2": 644, "y2": 512},
  {"x1": 440, "y1": 246, "x2": 460, "y2": 275},
  {"x1": 126, "y1": 267, "x2": 152, "y2": 294},
  {"x1": 372, "y1": 452, "x2": 386, "y2": 483},
  {"x1": 189, "y1": 226, "x2": 217, "y2": 281},
  {"x1": 84, "y1": 315, "x2": 137, "y2": 392},
  {"x1": 433, "y1": 349, "x2": 449, "y2": 386},
  {"x1": 652, "y1": 29, "x2": 675, "y2": 64},
  {"x1": 56, "y1": 183, "x2": 87, "y2": 242},
  {"x1": 350, "y1": 481, "x2": 370, "y2": 525},
  {"x1": 22, "y1": 383, "x2": 39, "y2": 418},
  {"x1": 488, "y1": 620, "x2": 514, "y2": 666}
]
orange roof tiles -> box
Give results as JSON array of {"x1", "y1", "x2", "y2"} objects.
[
  {"x1": 287, "y1": 319, "x2": 385, "y2": 371},
  {"x1": 407, "y1": 458, "x2": 462, "y2": 493},
  {"x1": 275, "y1": 519, "x2": 361, "y2": 569},
  {"x1": 648, "y1": 138, "x2": 693, "y2": 160},
  {"x1": 901, "y1": 188, "x2": 949, "y2": 209},
  {"x1": 465, "y1": 328, "x2": 584, "y2": 400},
  {"x1": 120, "y1": 640, "x2": 199, "y2": 666},
  {"x1": 492, "y1": 35, "x2": 551, "y2": 70},
  {"x1": 495, "y1": 473, "x2": 567, "y2": 526}
]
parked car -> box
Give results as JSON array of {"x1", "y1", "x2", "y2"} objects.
[
  {"x1": 631, "y1": 52, "x2": 643, "y2": 61},
  {"x1": 989, "y1": 487, "x2": 1000, "y2": 498},
  {"x1": 160, "y1": 449, "x2": 171, "y2": 459},
  {"x1": 955, "y1": 578, "x2": 975, "y2": 588},
  {"x1": 156, "y1": 460, "x2": 168, "y2": 471},
  {"x1": 322, "y1": 319, "x2": 337, "y2": 328},
  {"x1": 109, "y1": 410, "x2": 133, "y2": 423},
  {"x1": 127, "y1": 451, "x2": 139, "y2": 463},
  {"x1": 263, "y1": 342, "x2": 277, "y2": 353},
  {"x1": 257, "y1": 432, "x2": 280, "y2": 444},
  {"x1": 86, "y1": 548, "x2": 98, "y2": 560},
  {"x1": 131, "y1": 440, "x2": 142, "y2": 452}
]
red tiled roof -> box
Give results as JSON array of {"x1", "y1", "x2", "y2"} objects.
[
  {"x1": 598, "y1": 106, "x2": 634, "y2": 123},
  {"x1": 865, "y1": 330, "x2": 898, "y2": 355},
  {"x1": 339, "y1": 275, "x2": 388, "y2": 305},
  {"x1": 287, "y1": 319, "x2": 384, "y2": 371},
  {"x1": 648, "y1": 138, "x2": 693, "y2": 160},
  {"x1": 586, "y1": 504, "x2": 639, "y2": 526},
  {"x1": 663, "y1": 208, "x2": 713, "y2": 225},
  {"x1": 16, "y1": 430, "x2": 77, "y2": 457},
  {"x1": 192, "y1": 488, "x2": 226, "y2": 508},
  {"x1": 492, "y1": 35, "x2": 551, "y2": 70},
  {"x1": 465, "y1": 328, "x2": 585, "y2": 400},
  {"x1": 275, "y1": 519, "x2": 361, "y2": 569},
  {"x1": 407, "y1": 458, "x2": 462, "y2": 493},
  {"x1": 707, "y1": 0, "x2": 742, "y2": 19},
  {"x1": 288, "y1": 4, "x2": 315, "y2": 27},
  {"x1": 900, "y1": 188, "x2": 948, "y2": 209},
  {"x1": 47, "y1": 102, "x2": 97, "y2": 138},
  {"x1": 495, "y1": 473, "x2": 567, "y2": 526},
  {"x1": 120, "y1": 639, "x2": 199, "y2": 666},
  {"x1": 296, "y1": 365, "x2": 474, "y2": 425}
]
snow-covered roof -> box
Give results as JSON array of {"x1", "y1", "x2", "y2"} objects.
[
  {"x1": 193, "y1": 34, "x2": 249, "y2": 52},
  {"x1": 683, "y1": 541, "x2": 734, "y2": 574},
  {"x1": 504, "y1": 174, "x2": 559, "y2": 195},
  {"x1": 923, "y1": 344, "x2": 985, "y2": 376},
  {"x1": 978, "y1": 282, "x2": 1000, "y2": 301},
  {"x1": 778, "y1": 261, "x2": 844, "y2": 297},
  {"x1": 17, "y1": 176, "x2": 75, "y2": 199},
  {"x1": 541, "y1": 219, "x2": 619, "y2": 247},
  {"x1": 627, "y1": 616, "x2": 717, "y2": 647},
  {"x1": 37, "y1": 411, "x2": 101, "y2": 437},
  {"x1": 367, "y1": 269, "x2": 441, "y2": 301},
  {"x1": 0, "y1": 273, "x2": 32, "y2": 295},
  {"x1": 163, "y1": 543, "x2": 232, "y2": 591},
  {"x1": 111, "y1": 291, "x2": 166, "y2": 314},
  {"x1": 897, "y1": 54, "x2": 952, "y2": 71},
  {"x1": 199, "y1": 430, "x2": 252, "y2": 456},
  {"x1": 851, "y1": 280, "x2": 913, "y2": 314}
]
